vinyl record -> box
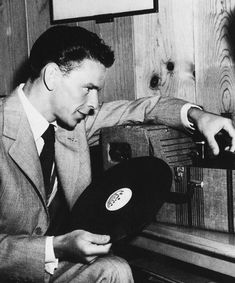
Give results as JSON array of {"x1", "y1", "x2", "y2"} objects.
[{"x1": 70, "y1": 156, "x2": 172, "y2": 242}]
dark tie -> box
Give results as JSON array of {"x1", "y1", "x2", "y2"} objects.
[{"x1": 40, "y1": 124, "x2": 55, "y2": 197}]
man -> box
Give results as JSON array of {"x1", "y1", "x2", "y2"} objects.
[{"x1": 0, "y1": 25, "x2": 235, "y2": 283}]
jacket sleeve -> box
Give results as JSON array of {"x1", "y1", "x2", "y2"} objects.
[
  {"x1": 85, "y1": 95, "x2": 188, "y2": 146},
  {"x1": 0, "y1": 234, "x2": 46, "y2": 283}
]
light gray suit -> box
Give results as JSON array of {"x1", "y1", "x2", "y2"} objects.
[{"x1": 0, "y1": 86, "x2": 187, "y2": 282}]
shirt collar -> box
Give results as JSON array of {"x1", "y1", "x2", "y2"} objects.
[{"x1": 18, "y1": 83, "x2": 56, "y2": 142}]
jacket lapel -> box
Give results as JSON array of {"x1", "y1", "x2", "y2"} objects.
[
  {"x1": 3, "y1": 90, "x2": 46, "y2": 201},
  {"x1": 3, "y1": 88, "x2": 92, "y2": 210}
]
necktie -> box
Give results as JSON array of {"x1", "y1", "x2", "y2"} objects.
[{"x1": 40, "y1": 124, "x2": 55, "y2": 197}]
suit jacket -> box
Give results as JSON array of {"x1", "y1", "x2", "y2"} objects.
[{"x1": 0, "y1": 86, "x2": 187, "y2": 282}]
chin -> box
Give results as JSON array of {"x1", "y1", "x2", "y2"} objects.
[{"x1": 57, "y1": 119, "x2": 79, "y2": 131}]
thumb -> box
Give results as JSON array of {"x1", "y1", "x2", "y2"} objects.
[
  {"x1": 207, "y1": 135, "x2": 220, "y2": 155},
  {"x1": 89, "y1": 233, "x2": 111, "y2": 245}
]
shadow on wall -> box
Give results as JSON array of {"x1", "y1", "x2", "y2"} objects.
[{"x1": 227, "y1": 8, "x2": 235, "y2": 63}]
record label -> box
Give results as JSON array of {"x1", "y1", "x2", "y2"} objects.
[{"x1": 105, "y1": 188, "x2": 132, "y2": 211}]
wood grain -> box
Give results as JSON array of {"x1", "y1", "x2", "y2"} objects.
[
  {"x1": 202, "y1": 168, "x2": 228, "y2": 231},
  {"x1": 25, "y1": 0, "x2": 51, "y2": 50},
  {"x1": 98, "y1": 17, "x2": 135, "y2": 102},
  {"x1": 133, "y1": 0, "x2": 196, "y2": 102},
  {"x1": 0, "y1": 0, "x2": 28, "y2": 96},
  {"x1": 131, "y1": 223, "x2": 235, "y2": 276},
  {"x1": 194, "y1": 0, "x2": 235, "y2": 113}
]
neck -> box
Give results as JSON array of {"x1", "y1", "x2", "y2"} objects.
[{"x1": 23, "y1": 80, "x2": 56, "y2": 123}]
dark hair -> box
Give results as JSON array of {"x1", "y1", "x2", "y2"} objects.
[{"x1": 29, "y1": 25, "x2": 115, "y2": 80}]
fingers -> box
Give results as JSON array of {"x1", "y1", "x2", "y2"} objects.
[
  {"x1": 86, "y1": 242, "x2": 112, "y2": 256},
  {"x1": 206, "y1": 135, "x2": 220, "y2": 155},
  {"x1": 79, "y1": 230, "x2": 112, "y2": 258},
  {"x1": 54, "y1": 230, "x2": 112, "y2": 263},
  {"x1": 85, "y1": 232, "x2": 112, "y2": 255},
  {"x1": 199, "y1": 114, "x2": 235, "y2": 155},
  {"x1": 88, "y1": 233, "x2": 111, "y2": 245},
  {"x1": 77, "y1": 230, "x2": 110, "y2": 244},
  {"x1": 222, "y1": 122, "x2": 235, "y2": 152}
]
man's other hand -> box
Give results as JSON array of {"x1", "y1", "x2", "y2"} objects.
[{"x1": 188, "y1": 107, "x2": 235, "y2": 155}]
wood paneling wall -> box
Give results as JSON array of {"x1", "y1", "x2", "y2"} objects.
[
  {"x1": 0, "y1": 0, "x2": 28, "y2": 96},
  {"x1": 2, "y1": 0, "x2": 235, "y2": 112},
  {"x1": 133, "y1": 0, "x2": 196, "y2": 102},
  {"x1": 194, "y1": 0, "x2": 235, "y2": 114}
]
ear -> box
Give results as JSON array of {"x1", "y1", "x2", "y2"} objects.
[{"x1": 43, "y1": 63, "x2": 60, "y2": 91}]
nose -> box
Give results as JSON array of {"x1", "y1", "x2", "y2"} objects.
[{"x1": 87, "y1": 90, "x2": 99, "y2": 110}]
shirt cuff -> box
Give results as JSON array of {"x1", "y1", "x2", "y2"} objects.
[
  {"x1": 45, "y1": 236, "x2": 58, "y2": 275},
  {"x1": 181, "y1": 103, "x2": 202, "y2": 130}
]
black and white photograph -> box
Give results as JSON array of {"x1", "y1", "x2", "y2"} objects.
[{"x1": 1, "y1": 0, "x2": 235, "y2": 282}]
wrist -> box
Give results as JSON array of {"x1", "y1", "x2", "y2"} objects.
[
  {"x1": 187, "y1": 107, "x2": 204, "y2": 126},
  {"x1": 53, "y1": 235, "x2": 66, "y2": 259}
]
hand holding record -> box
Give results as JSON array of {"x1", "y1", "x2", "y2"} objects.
[
  {"x1": 53, "y1": 229, "x2": 112, "y2": 263},
  {"x1": 70, "y1": 157, "x2": 172, "y2": 242}
]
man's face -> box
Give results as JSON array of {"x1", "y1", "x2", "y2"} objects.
[{"x1": 50, "y1": 59, "x2": 106, "y2": 129}]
